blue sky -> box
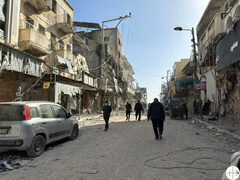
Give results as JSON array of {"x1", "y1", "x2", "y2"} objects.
[{"x1": 68, "y1": 0, "x2": 210, "y2": 103}]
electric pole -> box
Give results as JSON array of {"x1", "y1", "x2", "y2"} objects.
[{"x1": 101, "y1": 13, "x2": 132, "y2": 79}]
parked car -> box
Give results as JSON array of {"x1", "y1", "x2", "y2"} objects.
[
  {"x1": 169, "y1": 100, "x2": 185, "y2": 119},
  {"x1": 222, "y1": 151, "x2": 240, "y2": 180},
  {"x1": 0, "y1": 101, "x2": 79, "y2": 157}
]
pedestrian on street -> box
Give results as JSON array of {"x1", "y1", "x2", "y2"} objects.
[
  {"x1": 193, "y1": 100, "x2": 199, "y2": 116},
  {"x1": 103, "y1": 101, "x2": 112, "y2": 131},
  {"x1": 183, "y1": 102, "x2": 188, "y2": 120},
  {"x1": 126, "y1": 102, "x2": 132, "y2": 121},
  {"x1": 134, "y1": 100, "x2": 144, "y2": 121},
  {"x1": 147, "y1": 98, "x2": 165, "y2": 140}
]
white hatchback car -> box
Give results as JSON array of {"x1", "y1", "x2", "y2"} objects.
[{"x1": 0, "y1": 101, "x2": 79, "y2": 157}]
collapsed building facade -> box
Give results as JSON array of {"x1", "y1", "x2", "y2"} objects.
[{"x1": 197, "y1": 0, "x2": 240, "y2": 122}]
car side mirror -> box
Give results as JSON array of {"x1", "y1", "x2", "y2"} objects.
[{"x1": 67, "y1": 112, "x2": 72, "y2": 118}]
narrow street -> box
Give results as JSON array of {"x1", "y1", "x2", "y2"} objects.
[{"x1": 0, "y1": 114, "x2": 238, "y2": 180}]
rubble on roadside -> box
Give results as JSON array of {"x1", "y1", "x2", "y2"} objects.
[{"x1": 0, "y1": 152, "x2": 33, "y2": 173}]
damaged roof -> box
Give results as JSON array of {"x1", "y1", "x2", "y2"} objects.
[{"x1": 73, "y1": 22, "x2": 101, "y2": 30}]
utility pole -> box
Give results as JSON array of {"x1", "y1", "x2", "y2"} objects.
[
  {"x1": 174, "y1": 26, "x2": 203, "y2": 120},
  {"x1": 191, "y1": 27, "x2": 203, "y2": 120},
  {"x1": 101, "y1": 13, "x2": 132, "y2": 79}
]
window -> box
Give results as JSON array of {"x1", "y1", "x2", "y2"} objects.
[
  {"x1": 59, "y1": 40, "x2": 64, "y2": 50},
  {"x1": 52, "y1": 105, "x2": 67, "y2": 118},
  {"x1": 85, "y1": 39, "x2": 88, "y2": 45},
  {"x1": 105, "y1": 44, "x2": 108, "y2": 54},
  {"x1": 118, "y1": 52, "x2": 121, "y2": 58},
  {"x1": 67, "y1": 14, "x2": 71, "y2": 25},
  {"x1": 104, "y1": 37, "x2": 109, "y2": 42},
  {"x1": 51, "y1": 33, "x2": 56, "y2": 50},
  {"x1": 52, "y1": 0, "x2": 57, "y2": 13},
  {"x1": 67, "y1": 44, "x2": 71, "y2": 52},
  {"x1": 118, "y1": 38, "x2": 121, "y2": 46},
  {"x1": 40, "y1": 105, "x2": 54, "y2": 118},
  {"x1": 38, "y1": 24, "x2": 45, "y2": 35},
  {"x1": 26, "y1": 17, "x2": 34, "y2": 29},
  {"x1": 29, "y1": 107, "x2": 39, "y2": 118}
]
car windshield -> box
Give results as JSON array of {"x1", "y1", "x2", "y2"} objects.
[{"x1": 0, "y1": 104, "x2": 22, "y2": 121}]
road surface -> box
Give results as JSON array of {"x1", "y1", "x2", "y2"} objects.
[{"x1": 0, "y1": 114, "x2": 239, "y2": 180}]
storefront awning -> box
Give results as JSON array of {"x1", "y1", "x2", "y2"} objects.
[
  {"x1": 56, "y1": 56, "x2": 74, "y2": 74},
  {"x1": 216, "y1": 22, "x2": 240, "y2": 71},
  {"x1": 55, "y1": 82, "x2": 81, "y2": 104}
]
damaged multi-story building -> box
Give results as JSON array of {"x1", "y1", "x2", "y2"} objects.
[
  {"x1": 0, "y1": 0, "x2": 100, "y2": 115},
  {"x1": 197, "y1": 0, "x2": 240, "y2": 122},
  {"x1": 74, "y1": 22, "x2": 137, "y2": 111}
]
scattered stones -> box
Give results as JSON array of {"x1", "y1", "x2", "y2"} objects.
[
  {"x1": 2, "y1": 161, "x2": 13, "y2": 170},
  {"x1": 216, "y1": 133, "x2": 224, "y2": 136},
  {"x1": 196, "y1": 132, "x2": 200, "y2": 135},
  {"x1": 80, "y1": 168, "x2": 98, "y2": 174}
]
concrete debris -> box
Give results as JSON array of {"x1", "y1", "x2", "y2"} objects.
[
  {"x1": 207, "y1": 125, "x2": 216, "y2": 130},
  {"x1": 80, "y1": 168, "x2": 98, "y2": 174},
  {"x1": 216, "y1": 133, "x2": 224, "y2": 136},
  {"x1": 195, "y1": 132, "x2": 200, "y2": 135},
  {"x1": 2, "y1": 161, "x2": 13, "y2": 170},
  {"x1": 0, "y1": 153, "x2": 33, "y2": 173}
]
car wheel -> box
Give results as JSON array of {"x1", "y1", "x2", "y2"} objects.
[
  {"x1": 27, "y1": 135, "x2": 45, "y2": 157},
  {"x1": 70, "y1": 126, "x2": 79, "y2": 140}
]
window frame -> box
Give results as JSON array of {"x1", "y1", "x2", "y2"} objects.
[
  {"x1": 39, "y1": 104, "x2": 54, "y2": 119},
  {"x1": 51, "y1": 105, "x2": 68, "y2": 119}
]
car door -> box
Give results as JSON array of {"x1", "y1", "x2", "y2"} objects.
[
  {"x1": 51, "y1": 105, "x2": 72, "y2": 137},
  {"x1": 39, "y1": 104, "x2": 61, "y2": 141}
]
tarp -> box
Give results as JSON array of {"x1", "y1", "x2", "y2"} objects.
[
  {"x1": 56, "y1": 56, "x2": 74, "y2": 74},
  {"x1": 55, "y1": 82, "x2": 81, "y2": 106},
  {"x1": 216, "y1": 22, "x2": 240, "y2": 71}
]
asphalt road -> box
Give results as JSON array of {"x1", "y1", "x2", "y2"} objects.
[{"x1": 0, "y1": 115, "x2": 239, "y2": 180}]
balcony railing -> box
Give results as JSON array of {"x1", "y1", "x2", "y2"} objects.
[
  {"x1": 25, "y1": 0, "x2": 52, "y2": 14},
  {"x1": 56, "y1": 13, "x2": 73, "y2": 34}
]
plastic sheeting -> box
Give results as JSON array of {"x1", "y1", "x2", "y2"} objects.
[
  {"x1": 56, "y1": 56, "x2": 74, "y2": 74},
  {"x1": 216, "y1": 22, "x2": 240, "y2": 71},
  {"x1": 54, "y1": 82, "x2": 81, "y2": 105}
]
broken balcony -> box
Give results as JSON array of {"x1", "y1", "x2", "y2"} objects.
[
  {"x1": 55, "y1": 49, "x2": 73, "y2": 62},
  {"x1": 25, "y1": 0, "x2": 52, "y2": 14},
  {"x1": 56, "y1": 13, "x2": 74, "y2": 34},
  {"x1": 19, "y1": 28, "x2": 50, "y2": 56}
]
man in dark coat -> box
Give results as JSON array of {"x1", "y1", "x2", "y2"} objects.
[
  {"x1": 126, "y1": 102, "x2": 132, "y2": 121},
  {"x1": 103, "y1": 101, "x2": 112, "y2": 131},
  {"x1": 134, "y1": 100, "x2": 144, "y2": 121},
  {"x1": 148, "y1": 98, "x2": 165, "y2": 140}
]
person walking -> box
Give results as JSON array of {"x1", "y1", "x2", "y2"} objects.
[
  {"x1": 126, "y1": 102, "x2": 132, "y2": 121},
  {"x1": 134, "y1": 100, "x2": 144, "y2": 121},
  {"x1": 183, "y1": 102, "x2": 188, "y2": 120},
  {"x1": 103, "y1": 101, "x2": 112, "y2": 131},
  {"x1": 147, "y1": 98, "x2": 165, "y2": 140}
]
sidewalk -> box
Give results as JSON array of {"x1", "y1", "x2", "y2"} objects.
[{"x1": 194, "y1": 115, "x2": 240, "y2": 140}]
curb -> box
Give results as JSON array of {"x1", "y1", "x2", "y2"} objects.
[{"x1": 195, "y1": 118, "x2": 240, "y2": 141}]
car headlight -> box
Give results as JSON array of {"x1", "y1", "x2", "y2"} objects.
[{"x1": 230, "y1": 151, "x2": 240, "y2": 164}]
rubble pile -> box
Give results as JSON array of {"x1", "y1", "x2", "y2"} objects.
[{"x1": 0, "y1": 152, "x2": 33, "y2": 173}]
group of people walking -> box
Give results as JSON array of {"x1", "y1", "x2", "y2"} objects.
[{"x1": 102, "y1": 98, "x2": 166, "y2": 140}]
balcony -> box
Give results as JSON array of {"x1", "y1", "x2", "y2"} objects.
[
  {"x1": 199, "y1": 13, "x2": 225, "y2": 51},
  {"x1": 19, "y1": 28, "x2": 50, "y2": 56},
  {"x1": 56, "y1": 13, "x2": 74, "y2": 34},
  {"x1": 25, "y1": 0, "x2": 52, "y2": 14}
]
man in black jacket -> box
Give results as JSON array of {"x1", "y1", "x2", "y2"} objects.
[
  {"x1": 134, "y1": 100, "x2": 144, "y2": 121},
  {"x1": 148, "y1": 98, "x2": 165, "y2": 140},
  {"x1": 103, "y1": 101, "x2": 112, "y2": 131},
  {"x1": 126, "y1": 102, "x2": 132, "y2": 121}
]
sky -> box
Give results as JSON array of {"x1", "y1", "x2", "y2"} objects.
[{"x1": 68, "y1": 0, "x2": 210, "y2": 103}]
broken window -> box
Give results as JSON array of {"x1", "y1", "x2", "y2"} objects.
[
  {"x1": 38, "y1": 24, "x2": 45, "y2": 35},
  {"x1": 51, "y1": 33, "x2": 56, "y2": 50},
  {"x1": 26, "y1": 17, "x2": 34, "y2": 29},
  {"x1": 52, "y1": 0, "x2": 57, "y2": 13},
  {"x1": 59, "y1": 40, "x2": 64, "y2": 50},
  {"x1": 67, "y1": 44, "x2": 71, "y2": 52},
  {"x1": 104, "y1": 37, "x2": 109, "y2": 42},
  {"x1": 67, "y1": 13, "x2": 71, "y2": 25}
]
